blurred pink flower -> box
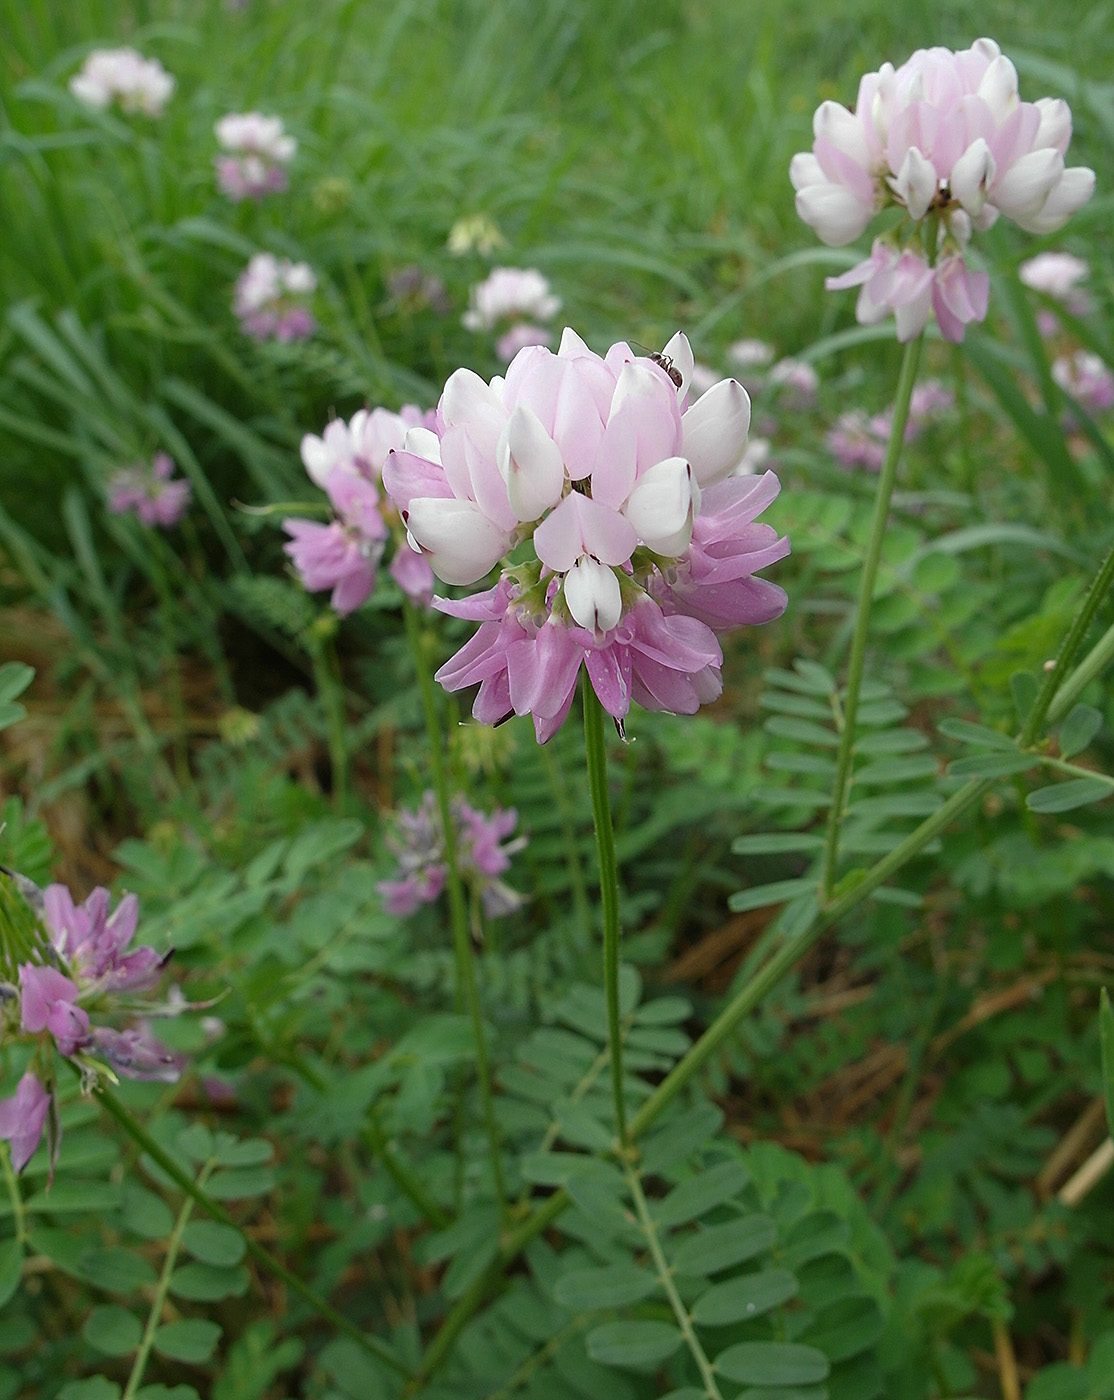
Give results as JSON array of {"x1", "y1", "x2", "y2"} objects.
[
  {"x1": 215, "y1": 112, "x2": 296, "y2": 201},
  {"x1": 1053, "y1": 350, "x2": 1114, "y2": 419},
  {"x1": 234, "y1": 253, "x2": 316, "y2": 341},
  {"x1": 69, "y1": 48, "x2": 174, "y2": 116},
  {"x1": 384, "y1": 328, "x2": 787, "y2": 740},
  {"x1": 284, "y1": 407, "x2": 438, "y2": 612},
  {"x1": 377, "y1": 792, "x2": 525, "y2": 919},
  {"x1": 496, "y1": 322, "x2": 552, "y2": 362},
  {"x1": 107, "y1": 452, "x2": 190, "y2": 528},
  {"x1": 463, "y1": 268, "x2": 561, "y2": 331},
  {"x1": 0, "y1": 1073, "x2": 50, "y2": 1174}
]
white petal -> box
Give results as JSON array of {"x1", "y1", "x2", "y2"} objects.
[
  {"x1": 496, "y1": 404, "x2": 566, "y2": 522},
  {"x1": 814, "y1": 100, "x2": 871, "y2": 167},
  {"x1": 404, "y1": 497, "x2": 509, "y2": 585},
  {"x1": 681, "y1": 377, "x2": 752, "y2": 486},
  {"x1": 891, "y1": 146, "x2": 938, "y2": 220},
  {"x1": 789, "y1": 151, "x2": 823, "y2": 192},
  {"x1": 564, "y1": 555, "x2": 622, "y2": 633},
  {"x1": 993, "y1": 147, "x2": 1064, "y2": 222},
  {"x1": 609, "y1": 361, "x2": 664, "y2": 418},
  {"x1": 950, "y1": 138, "x2": 996, "y2": 215},
  {"x1": 557, "y1": 326, "x2": 593, "y2": 358},
  {"x1": 402, "y1": 425, "x2": 442, "y2": 465},
  {"x1": 1018, "y1": 165, "x2": 1095, "y2": 234},
  {"x1": 624, "y1": 456, "x2": 696, "y2": 556},
  {"x1": 300, "y1": 433, "x2": 332, "y2": 486},
  {"x1": 976, "y1": 54, "x2": 1019, "y2": 120},
  {"x1": 660, "y1": 331, "x2": 694, "y2": 400},
  {"x1": 440, "y1": 367, "x2": 503, "y2": 428},
  {"x1": 1034, "y1": 97, "x2": 1072, "y2": 155},
  {"x1": 794, "y1": 184, "x2": 874, "y2": 246}
]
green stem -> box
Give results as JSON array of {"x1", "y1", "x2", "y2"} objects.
[
  {"x1": 95, "y1": 1087, "x2": 411, "y2": 1378},
  {"x1": 1022, "y1": 530, "x2": 1114, "y2": 745},
  {"x1": 403, "y1": 601, "x2": 508, "y2": 1222},
  {"x1": 122, "y1": 1161, "x2": 212, "y2": 1400},
  {"x1": 582, "y1": 679, "x2": 627, "y2": 1147},
  {"x1": 1046, "y1": 619, "x2": 1114, "y2": 726},
  {"x1": 308, "y1": 626, "x2": 348, "y2": 812},
  {"x1": 365, "y1": 1113, "x2": 450, "y2": 1229},
  {"x1": 148, "y1": 542, "x2": 191, "y2": 788},
  {"x1": 539, "y1": 740, "x2": 593, "y2": 948},
  {"x1": 821, "y1": 333, "x2": 924, "y2": 896},
  {"x1": 1, "y1": 1146, "x2": 26, "y2": 1247},
  {"x1": 629, "y1": 772, "x2": 989, "y2": 1141},
  {"x1": 624, "y1": 1162, "x2": 724, "y2": 1400}
]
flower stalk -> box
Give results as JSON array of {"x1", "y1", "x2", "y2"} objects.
[
  {"x1": 95, "y1": 1085, "x2": 412, "y2": 1377},
  {"x1": 403, "y1": 601, "x2": 508, "y2": 1222},
  {"x1": 582, "y1": 679, "x2": 628, "y2": 1146},
  {"x1": 821, "y1": 332, "x2": 923, "y2": 897}
]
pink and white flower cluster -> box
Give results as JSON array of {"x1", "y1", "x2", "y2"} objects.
[
  {"x1": 0, "y1": 880, "x2": 183, "y2": 1175},
  {"x1": 384, "y1": 329, "x2": 789, "y2": 741},
  {"x1": 234, "y1": 253, "x2": 316, "y2": 341},
  {"x1": 377, "y1": 793, "x2": 525, "y2": 920},
  {"x1": 107, "y1": 452, "x2": 191, "y2": 528},
  {"x1": 215, "y1": 113, "x2": 297, "y2": 201},
  {"x1": 283, "y1": 407, "x2": 437, "y2": 613},
  {"x1": 463, "y1": 268, "x2": 562, "y2": 363},
  {"x1": 69, "y1": 48, "x2": 175, "y2": 117},
  {"x1": 1052, "y1": 350, "x2": 1114, "y2": 420},
  {"x1": 1019, "y1": 251, "x2": 1091, "y2": 336},
  {"x1": 791, "y1": 38, "x2": 1095, "y2": 342},
  {"x1": 828, "y1": 379, "x2": 955, "y2": 470}
]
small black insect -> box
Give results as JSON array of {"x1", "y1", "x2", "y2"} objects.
[{"x1": 649, "y1": 351, "x2": 683, "y2": 389}]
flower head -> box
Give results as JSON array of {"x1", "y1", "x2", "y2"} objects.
[
  {"x1": 1052, "y1": 350, "x2": 1114, "y2": 420},
  {"x1": 284, "y1": 407, "x2": 438, "y2": 612},
  {"x1": 215, "y1": 112, "x2": 296, "y2": 201},
  {"x1": 463, "y1": 268, "x2": 561, "y2": 332},
  {"x1": 234, "y1": 253, "x2": 316, "y2": 341},
  {"x1": 69, "y1": 48, "x2": 175, "y2": 116},
  {"x1": 384, "y1": 328, "x2": 788, "y2": 740},
  {"x1": 792, "y1": 39, "x2": 1095, "y2": 341},
  {"x1": 377, "y1": 793, "x2": 525, "y2": 919},
  {"x1": 107, "y1": 452, "x2": 191, "y2": 529}
]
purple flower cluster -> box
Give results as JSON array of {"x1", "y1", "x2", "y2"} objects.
[
  {"x1": 377, "y1": 793, "x2": 525, "y2": 920},
  {"x1": 0, "y1": 881, "x2": 183, "y2": 1174},
  {"x1": 107, "y1": 452, "x2": 191, "y2": 528},
  {"x1": 827, "y1": 379, "x2": 955, "y2": 470},
  {"x1": 283, "y1": 407, "x2": 438, "y2": 614},
  {"x1": 384, "y1": 329, "x2": 789, "y2": 741},
  {"x1": 234, "y1": 253, "x2": 316, "y2": 342}
]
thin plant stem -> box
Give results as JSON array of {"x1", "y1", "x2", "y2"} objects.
[
  {"x1": 147, "y1": 541, "x2": 191, "y2": 789},
  {"x1": 95, "y1": 1086, "x2": 412, "y2": 1378},
  {"x1": 624, "y1": 1161, "x2": 724, "y2": 1400},
  {"x1": 365, "y1": 1113, "x2": 450, "y2": 1229},
  {"x1": 402, "y1": 601, "x2": 508, "y2": 1223},
  {"x1": 122, "y1": 1160, "x2": 212, "y2": 1400},
  {"x1": 582, "y1": 679, "x2": 627, "y2": 1147},
  {"x1": 1046, "y1": 618, "x2": 1114, "y2": 725},
  {"x1": 1, "y1": 1146, "x2": 27, "y2": 1247},
  {"x1": 821, "y1": 333, "x2": 924, "y2": 897},
  {"x1": 1021, "y1": 530, "x2": 1114, "y2": 745},
  {"x1": 409, "y1": 530, "x2": 1114, "y2": 1385},
  {"x1": 307, "y1": 625, "x2": 348, "y2": 812},
  {"x1": 539, "y1": 739, "x2": 593, "y2": 948}
]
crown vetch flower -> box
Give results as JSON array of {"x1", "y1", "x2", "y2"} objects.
[
  {"x1": 792, "y1": 38, "x2": 1095, "y2": 342},
  {"x1": 377, "y1": 792, "x2": 525, "y2": 919},
  {"x1": 283, "y1": 406, "x2": 438, "y2": 612},
  {"x1": 1052, "y1": 350, "x2": 1114, "y2": 419},
  {"x1": 384, "y1": 328, "x2": 789, "y2": 741},
  {"x1": 69, "y1": 48, "x2": 175, "y2": 117},
  {"x1": 463, "y1": 268, "x2": 561, "y2": 332},
  {"x1": 107, "y1": 452, "x2": 191, "y2": 529},
  {"x1": 43, "y1": 885, "x2": 167, "y2": 994},
  {"x1": 0, "y1": 1073, "x2": 51, "y2": 1174},
  {"x1": 215, "y1": 112, "x2": 297, "y2": 201},
  {"x1": 234, "y1": 253, "x2": 317, "y2": 342}
]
